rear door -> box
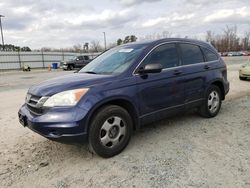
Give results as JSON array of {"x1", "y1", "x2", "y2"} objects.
[
  {"x1": 83, "y1": 56, "x2": 91, "y2": 65},
  {"x1": 135, "y1": 43, "x2": 185, "y2": 121},
  {"x1": 177, "y1": 43, "x2": 206, "y2": 106}
]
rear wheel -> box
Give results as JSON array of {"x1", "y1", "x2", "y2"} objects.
[
  {"x1": 88, "y1": 105, "x2": 132, "y2": 158},
  {"x1": 198, "y1": 85, "x2": 222, "y2": 118}
]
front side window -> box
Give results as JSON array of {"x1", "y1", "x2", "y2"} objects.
[
  {"x1": 201, "y1": 47, "x2": 218, "y2": 62},
  {"x1": 141, "y1": 43, "x2": 179, "y2": 69},
  {"x1": 179, "y1": 43, "x2": 204, "y2": 65},
  {"x1": 78, "y1": 56, "x2": 83, "y2": 60}
]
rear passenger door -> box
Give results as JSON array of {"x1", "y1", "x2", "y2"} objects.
[
  {"x1": 177, "y1": 43, "x2": 206, "y2": 106},
  {"x1": 83, "y1": 56, "x2": 91, "y2": 65}
]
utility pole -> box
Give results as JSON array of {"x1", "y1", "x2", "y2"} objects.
[
  {"x1": 103, "y1": 32, "x2": 107, "y2": 51},
  {"x1": 0, "y1": 15, "x2": 5, "y2": 51}
]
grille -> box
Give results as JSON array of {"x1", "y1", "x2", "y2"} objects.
[{"x1": 26, "y1": 94, "x2": 44, "y2": 115}]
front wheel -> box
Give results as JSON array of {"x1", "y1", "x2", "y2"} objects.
[
  {"x1": 198, "y1": 85, "x2": 222, "y2": 118},
  {"x1": 67, "y1": 64, "x2": 74, "y2": 70},
  {"x1": 88, "y1": 105, "x2": 133, "y2": 158}
]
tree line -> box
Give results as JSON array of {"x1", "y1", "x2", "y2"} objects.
[
  {"x1": 206, "y1": 25, "x2": 250, "y2": 52},
  {"x1": 1, "y1": 26, "x2": 249, "y2": 53},
  {"x1": 0, "y1": 44, "x2": 31, "y2": 52}
]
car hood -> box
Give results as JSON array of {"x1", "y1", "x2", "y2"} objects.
[
  {"x1": 64, "y1": 60, "x2": 75, "y2": 64},
  {"x1": 28, "y1": 73, "x2": 114, "y2": 96},
  {"x1": 240, "y1": 65, "x2": 250, "y2": 70}
]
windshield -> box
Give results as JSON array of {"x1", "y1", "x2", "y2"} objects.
[
  {"x1": 79, "y1": 45, "x2": 145, "y2": 74},
  {"x1": 69, "y1": 56, "x2": 77, "y2": 60}
]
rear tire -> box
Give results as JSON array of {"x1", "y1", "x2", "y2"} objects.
[
  {"x1": 198, "y1": 85, "x2": 222, "y2": 118},
  {"x1": 88, "y1": 105, "x2": 132, "y2": 158}
]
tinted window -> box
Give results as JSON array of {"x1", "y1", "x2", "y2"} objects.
[
  {"x1": 84, "y1": 56, "x2": 90, "y2": 60},
  {"x1": 78, "y1": 56, "x2": 83, "y2": 60},
  {"x1": 202, "y1": 47, "x2": 218, "y2": 62},
  {"x1": 179, "y1": 43, "x2": 204, "y2": 65},
  {"x1": 142, "y1": 43, "x2": 179, "y2": 69}
]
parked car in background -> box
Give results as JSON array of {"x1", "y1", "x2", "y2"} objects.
[
  {"x1": 241, "y1": 51, "x2": 250, "y2": 56},
  {"x1": 61, "y1": 55, "x2": 92, "y2": 70},
  {"x1": 227, "y1": 52, "x2": 242, "y2": 56},
  {"x1": 18, "y1": 38, "x2": 229, "y2": 158},
  {"x1": 239, "y1": 62, "x2": 250, "y2": 80},
  {"x1": 221, "y1": 52, "x2": 228, "y2": 57}
]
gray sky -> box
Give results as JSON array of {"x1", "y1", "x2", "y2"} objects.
[{"x1": 0, "y1": 0, "x2": 250, "y2": 49}]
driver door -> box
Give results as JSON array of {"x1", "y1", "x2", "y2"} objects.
[{"x1": 135, "y1": 43, "x2": 185, "y2": 123}]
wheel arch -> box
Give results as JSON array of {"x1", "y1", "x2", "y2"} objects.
[
  {"x1": 86, "y1": 97, "x2": 140, "y2": 133},
  {"x1": 210, "y1": 80, "x2": 225, "y2": 100}
]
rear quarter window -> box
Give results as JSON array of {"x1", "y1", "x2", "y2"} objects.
[
  {"x1": 179, "y1": 43, "x2": 204, "y2": 65},
  {"x1": 201, "y1": 47, "x2": 218, "y2": 62}
]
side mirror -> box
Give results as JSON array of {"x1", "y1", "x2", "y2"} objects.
[{"x1": 138, "y1": 63, "x2": 163, "y2": 74}]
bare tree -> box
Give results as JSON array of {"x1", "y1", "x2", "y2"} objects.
[
  {"x1": 223, "y1": 25, "x2": 239, "y2": 51},
  {"x1": 41, "y1": 47, "x2": 52, "y2": 52},
  {"x1": 73, "y1": 44, "x2": 81, "y2": 53},
  {"x1": 242, "y1": 31, "x2": 250, "y2": 51},
  {"x1": 161, "y1": 31, "x2": 172, "y2": 38},
  {"x1": 90, "y1": 40, "x2": 102, "y2": 52},
  {"x1": 206, "y1": 30, "x2": 214, "y2": 43}
]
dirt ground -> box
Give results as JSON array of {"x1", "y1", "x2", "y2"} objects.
[{"x1": 0, "y1": 59, "x2": 250, "y2": 188}]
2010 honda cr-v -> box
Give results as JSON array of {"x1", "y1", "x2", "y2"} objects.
[{"x1": 18, "y1": 38, "x2": 229, "y2": 158}]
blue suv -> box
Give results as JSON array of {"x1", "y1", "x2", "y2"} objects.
[{"x1": 18, "y1": 38, "x2": 229, "y2": 158}]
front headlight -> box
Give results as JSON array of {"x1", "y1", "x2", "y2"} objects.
[{"x1": 43, "y1": 88, "x2": 89, "y2": 107}]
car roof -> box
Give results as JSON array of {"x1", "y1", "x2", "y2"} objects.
[{"x1": 122, "y1": 38, "x2": 217, "y2": 52}]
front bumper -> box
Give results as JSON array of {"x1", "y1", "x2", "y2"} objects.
[
  {"x1": 18, "y1": 104, "x2": 89, "y2": 142},
  {"x1": 62, "y1": 65, "x2": 68, "y2": 70}
]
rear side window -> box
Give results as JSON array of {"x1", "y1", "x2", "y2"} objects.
[
  {"x1": 84, "y1": 56, "x2": 90, "y2": 60},
  {"x1": 201, "y1": 47, "x2": 218, "y2": 62},
  {"x1": 179, "y1": 43, "x2": 204, "y2": 65},
  {"x1": 142, "y1": 43, "x2": 179, "y2": 69}
]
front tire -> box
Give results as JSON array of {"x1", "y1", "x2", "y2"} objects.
[
  {"x1": 198, "y1": 85, "x2": 222, "y2": 118},
  {"x1": 88, "y1": 105, "x2": 133, "y2": 158},
  {"x1": 67, "y1": 65, "x2": 74, "y2": 70}
]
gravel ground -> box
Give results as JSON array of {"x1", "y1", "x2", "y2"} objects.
[{"x1": 0, "y1": 59, "x2": 250, "y2": 188}]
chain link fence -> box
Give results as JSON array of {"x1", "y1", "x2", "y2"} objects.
[{"x1": 0, "y1": 51, "x2": 99, "y2": 71}]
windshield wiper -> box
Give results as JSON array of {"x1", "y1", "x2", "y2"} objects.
[{"x1": 84, "y1": 71, "x2": 97, "y2": 74}]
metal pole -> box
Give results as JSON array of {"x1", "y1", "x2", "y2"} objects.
[
  {"x1": 41, "y1": 51, "x2": 45, "y2": 68},
  {"x1": 103, "y1": 32, "x2": 107, "y2": 50},
  {"x1": 17, "y1": 50, "x2": 22, "y2": 70},
  {"x1": 0, "y1": 15, "x2": 5, "y2": 51}
]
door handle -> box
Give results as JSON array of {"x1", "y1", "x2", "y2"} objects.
[
  {"x1": 204, "y1": 65, "x2": 211, "y2": 69},
  {"x1": 173, "y1": 70, "x2": 182, "y2": 75}
]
